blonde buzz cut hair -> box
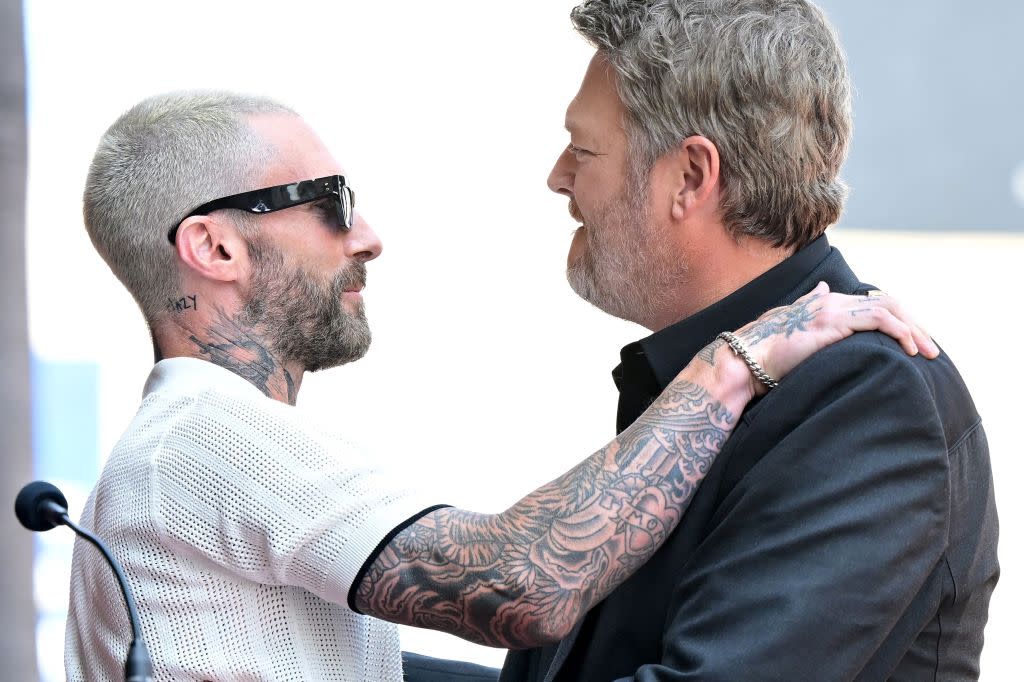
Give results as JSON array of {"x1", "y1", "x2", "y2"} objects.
[{"x1": 83, "y1": 90, "x2": 294, "y2": 324}]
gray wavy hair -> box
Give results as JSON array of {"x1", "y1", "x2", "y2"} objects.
[
  {"x1": 572, "y1": 0, "x2": 852, "y2": 248},
  {"x1": 83, "y1": 91, "x2": 294, "y2": 324}
]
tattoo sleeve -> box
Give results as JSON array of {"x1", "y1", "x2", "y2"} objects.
[{"x1": 354, "y1": 372, "x2": 740, "y2": 648}]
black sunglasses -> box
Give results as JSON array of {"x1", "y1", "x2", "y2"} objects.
[{"x1": 168, "y1": 175, "x2": 355, "y2": 243}]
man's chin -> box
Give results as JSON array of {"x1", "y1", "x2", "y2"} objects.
[
  {"x1": 566, "y1": 265, "x2": 609, "y2": 311},
  {"x1": 299, "y1": 315, "x2": 372, "y2": 373},
  {"x1": 566, "y1": 266, "x2": 643, "y2": 325},
  {"x1": 305, "y1": 339, "x2": 371, "y2": 373}
]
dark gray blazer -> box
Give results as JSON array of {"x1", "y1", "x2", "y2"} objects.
[{"x1": 501, "y1": 237, "x2": 999, "y2": 682}]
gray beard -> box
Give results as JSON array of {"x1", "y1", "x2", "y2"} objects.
[
  {"x1": 566, "y1": 249, "x2": 653, "y2": 325},
  {"x1": 565, "y1": 192, "x2": 668, "y2": 327},
  {"x1": 242, "y1": 238, "x2": 371, "y2": 372}
]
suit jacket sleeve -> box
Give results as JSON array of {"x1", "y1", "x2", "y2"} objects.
[{"x1": 625, "y1": 336, "x2": 951, "y2": 681}]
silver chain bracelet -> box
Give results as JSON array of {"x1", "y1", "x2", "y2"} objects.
[{"x1": 717, "y1": 331, "x2": 780, "y2": 390}]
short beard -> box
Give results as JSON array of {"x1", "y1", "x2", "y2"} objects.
[
  {"x1": 241, "y1": 237, "x2": 371, "y2": 372},
  {"x1": 566, "y1": 173, "x2": 684, "y2": 328}
]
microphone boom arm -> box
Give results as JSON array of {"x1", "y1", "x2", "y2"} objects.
[
  {"x1": 58, "y1": 510, "x2": 146, "y2": 646},
  {"x1": 20, "y1": 491, "x2": 154, "y2": 682}
]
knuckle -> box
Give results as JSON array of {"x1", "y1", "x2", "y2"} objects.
[{"x1": 818, "y1": 308, "x2": 841, "y2": 329}]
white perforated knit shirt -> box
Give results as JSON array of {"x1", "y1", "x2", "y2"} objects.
[{"x1": 65, "y1": 358, "x2": 440, "y2": 681}]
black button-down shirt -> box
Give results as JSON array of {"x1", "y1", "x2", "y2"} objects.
[{"x1": 502, "y1": 236, "x2": 998, "y2": 682}]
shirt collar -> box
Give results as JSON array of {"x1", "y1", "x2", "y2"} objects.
[
  {"x1": 143, "y1": 357, "x2": 271, "y2": 402},
  {"x1": 616, "y1": 234, "x2": 834, "y2": 393}
]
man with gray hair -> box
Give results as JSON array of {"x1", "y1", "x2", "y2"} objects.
[
  {"x1": 501, "y1": 0, "x2": 998, "y2": 680},
  {"x1": 64, "y1": 90, "x2": 927, "y2": 681}
]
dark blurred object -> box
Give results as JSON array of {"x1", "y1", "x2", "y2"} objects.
[
  {"x1": 817, "y1": 0, "x2": 1024, "y2": 232},
  {"x1": 0, "y1": 0, "x2": 36, "y2": 678},
  {"x1": 403, "y1": 651, "x2": 500, "y2": 682}
]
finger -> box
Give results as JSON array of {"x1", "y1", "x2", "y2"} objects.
[
  {"x1": 907, "y1": 319, "x2": 939, "y2": 359},
  {"x1": 860, "y1": 294, "x2": 939, "y2": 359},
  {"x1": 856, "y1": 307, "x2": 918, "y2": 356},
  {"x1": 877, "y1": 297, "x2": 938, "y2": 358},
  {"x1": 910, "y1": 325, "x2": 940, "y2": 359}
]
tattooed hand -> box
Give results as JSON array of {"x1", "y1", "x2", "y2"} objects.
[{"x1": 728, "y1": 282, "x2": 938, "y2": 396}]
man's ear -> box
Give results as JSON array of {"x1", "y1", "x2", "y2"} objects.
[
  {"x1": 666, "y1": 135, "x2": 721, "y2": 222},
  {"x1": 173, "y1": 215, "x2": 248, "y2": 283}
]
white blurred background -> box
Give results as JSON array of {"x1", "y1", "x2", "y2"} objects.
[{"x1": 21, "y1": 0, "x2": 1021, "y2": 679}]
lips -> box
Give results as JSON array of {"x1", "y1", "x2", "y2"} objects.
[
  {"x1": 336, "y1": 262, "x2": 367, "y2": 297},
  {"x1": 568, "y1": 199, "x2": 585, "y2": 224}
]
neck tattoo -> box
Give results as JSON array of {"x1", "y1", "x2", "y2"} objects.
[{"x1": 189, "y1": 307, "x2": 298, "y2": 404}]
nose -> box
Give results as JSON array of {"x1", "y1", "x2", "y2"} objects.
[
  {"x1": 547, "y1": 147, "x2": 575, "y2": 197},
  {"x1": 347, "y1": 212, "x2": 383, "y2": 262}
]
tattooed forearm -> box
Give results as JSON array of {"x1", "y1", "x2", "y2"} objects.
[{"x1": 355, "y1": 376, "x2": 738, "y2": 648}]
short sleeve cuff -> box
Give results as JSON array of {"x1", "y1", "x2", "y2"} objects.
[{"x1": 345, "y1": 503, "x2": 451, "y2": 613}]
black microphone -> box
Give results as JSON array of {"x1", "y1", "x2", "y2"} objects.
[{"x1": 15, "y1": 481, "x2": 154, "y2": 682}]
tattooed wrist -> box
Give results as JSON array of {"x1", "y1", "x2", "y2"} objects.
[{"x1": 696, "y1": 337, "x2": 726, "y2": 367}]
